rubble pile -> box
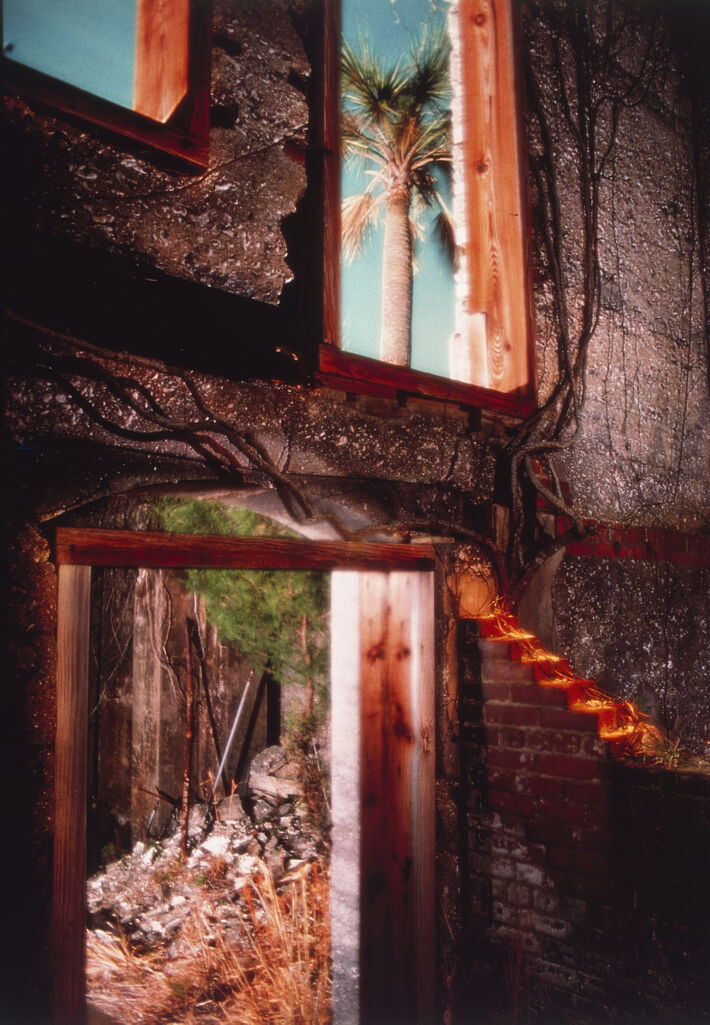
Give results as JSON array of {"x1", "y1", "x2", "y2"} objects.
[{"x1": 86, "y1": 746, "x2": 330, "y2": 1021}]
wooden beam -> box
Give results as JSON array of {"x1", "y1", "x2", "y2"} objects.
[
  {"x1": 320, "y1": 0, "x2": 342, "y2": 348},
  {"x1": 55, "y1": 527, "x2": 437, "y2": 570},
  {"x1": 458, "y1": 0, "x2": 534, "y2": 393},
  {"x1": 54, "y1": 564, "x2": 91, "y2": 1025},
  {"x1": 412, "y1": 572, "x2": 436, "y2": 1019},
  {"x1": 360, "y1": 572, "x2": 436, "y2": 1025},
  {"x1": 1, "y1": 1, "x2": 211, "y2": 169},
  {"x1": 319, "y1": 343, "x2": 537, "y2": 417},
  {"x1": 133, "y1": 0, "x2": 190, "y2": 123}
]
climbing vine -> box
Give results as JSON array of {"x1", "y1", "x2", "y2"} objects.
[{"x1": 5, "y1": 0, "x2": 699, "y2": 611}]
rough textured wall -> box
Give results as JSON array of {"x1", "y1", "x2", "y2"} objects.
[
  {"x1": 2, "y1": 0, "x2": 309, "y2": 303},
  {"x1": 3, "y1": 2, "x2": 710, "y2": 1022},
  {"x1": 524, "y1": 0, "x2": 710, "y2": 529},
  {"x1": 520, "y1": 0, "x2": 710, "y2": 765},
  {"x1": 5, "y1": 328, "x2": 498, "y2": 528},
  {"x1": 2, "y1": 525, "x2": 57, "y2": 1023},
  {"x1": 552, "y1": 554, "x2": 710, "y2": 753}
]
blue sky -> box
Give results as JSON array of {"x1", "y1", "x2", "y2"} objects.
[
  {"x1": 3, "y1": 0, "x2": 136, "y2": 111},
  {"x1": 341, "y1": 0, "x2": 455, "y2": 378}
]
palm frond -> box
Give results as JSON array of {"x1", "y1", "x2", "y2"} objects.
[
  {"x1": 406, "y1": 26, "x2": 451, "y2": 113},
  {"x1": 341, "y1": 22, "x2": 454, "y2": 274},
  {"x1": 433, "y1": 208, "x2": 457, "y2": 267},
  {"x1": 341, "y1": 191, "x2": 384, "y2": 262}
]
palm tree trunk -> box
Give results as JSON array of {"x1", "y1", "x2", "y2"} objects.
[{"x1": 380, "y1": 188, "x2": 413, "y2": 366}]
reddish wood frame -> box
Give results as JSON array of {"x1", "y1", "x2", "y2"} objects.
[
  {"x1": 53, "y1": 526, "x2": 436, "y2": 1025},
  {"x1": 316, "y1": 0, "x2": 536, "y2": 417},
  {"x1": 1, "y1": 0, "x2": 212, "y2": 170}
]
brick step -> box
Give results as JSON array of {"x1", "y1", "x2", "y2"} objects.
[
  {"x1": 480, "y1": 656, "x2": 536, "y2": 683},
  {"x1": 476, "y1": 609, "x2": 646, "y2": 755}
]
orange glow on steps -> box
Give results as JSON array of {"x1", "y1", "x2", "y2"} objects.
[{"x1": 479, "y1": 600, "x2": 681, "y2": 767}]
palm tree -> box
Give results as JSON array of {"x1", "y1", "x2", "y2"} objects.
[{"x1": 341, "y1": 28, "x2": 453, "y2": 366}]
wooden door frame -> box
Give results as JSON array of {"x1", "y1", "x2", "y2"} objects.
[{"x1": 54, "y1": 526, "x2": 437, "y2": 1025}]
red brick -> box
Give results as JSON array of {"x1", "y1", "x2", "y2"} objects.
[
  {"x1": 487, "y1": 748, "x2": 539, "y2": 772},
  {"x1": 517, "y1": 774, "x2": 566, "y2": 800},
  {"x1": 537, "y1": 754, "x2": 601, "y2": 780},
  {"x1": 479, "y1": 811, "x2": 528, "y2": 838},
  {"x1": 484, "y1": 703, "x2": 539, "y2": 727},
  {"x1": 581, "y1": 735, "x2": 607, "y2": 758},
  {"x1": 484, "y1": 725, "x2": 501, "y2": 746},
  {"x1": 539, "y1": 708, "x2": 599, "y2": 732},
  {"x1": 478, "y1": 639, "x2": 514, "y2": 660},
  {"x1": 532, "y1": 657, "x2": 571, "y2": 680},
  {"x1": 532, "y1": 887, "x2": 560, "y2": 914},
  {"x1": 531, "y1": 913, "x2": 572, "y2": 940},
  {"x1": 547, "y1": 846, "x2": 608, "y2": 877},
  {"x1": 528, "y1": 819, "x2": 581, "y2": 849},
  {"x1": 488, "y1": 790, "x2": 536, "y2": 817},
  {"x1": 514, "y1": 684, "x2": 570, "y2": 707},
  {"x1": 499, "y1": 726, "x2": 528, "y2": 748},
  {"x1": 478, "y1": 619, "x2": 503, "y2": 638},
  {"x1": 482, "y1": 659, "x2": 535, "y2": 683},
  {"x1": 490, "y1": 859, "x2": 516, "y2": 880},
  {"x1": 566, "y1": 781, "x2": 606, "y2": 806},
  {"x1": 481, "y1": 681, "x2": 511, "y2": 702},
  {"x1": 491, "y1": 877, "x2": 508, "y2": 899},
  {"x1": 487, "y1": 768, "x2": 518, "y2": 793},
  {"x1": 538, "y1": 799, "x2": 593, "y2": 825},
  {"x1": 530, "y1": 818, "x2": 607, "y2": 853},
  {"x1": 506, "y1": 882, "x2": 531, "y2": 907},
  {"x1": 526, "y1": 730, "x2": 582, "y2": 755}
]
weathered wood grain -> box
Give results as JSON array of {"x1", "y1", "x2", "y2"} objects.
[
  {"x1": 412, "y1": 572, "x2": 436, "y2": 1019},
  {"x1": 56, "y1": 527, "x2": 436, "y2": 570},
  {"x1": 360, "y1": 572, "x2": 436, "y2": 1025},
  {"x1": 459, "y1": 0, "x2": 534, "y2": 394},
  {"x1": 1, "y1": 0, "x2": 211, "y2": 169},
  {"x1": 134, "y1": 0, "x2": 190, "y2": 123},
  {"x1": 319, "y1": 342, "x2": 537, "y2": 416},
  {"x1": 321, "y1": 0, "x2": 342, "y2": 347},
  {"x1": 54, "y1": 565, "x2": 91, "y2": 1025}
]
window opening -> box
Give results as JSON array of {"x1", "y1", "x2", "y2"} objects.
[
  {"x1": 332, "y1": 0, "x2": 534, "y2": 405},
  {"x1": 1, "y1": 0, "x2": 210, "y2": 169}
]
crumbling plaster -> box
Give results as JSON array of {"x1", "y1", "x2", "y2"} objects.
[
  {"x1": 552, "y1": 554, "x2": 710, "y2": 753},
  {"x1": 2, "y1": 0, "x2": 309, "y2": 303},
  {"x1": 3, "y1": 0, "x2": 708, "y2": 534}
]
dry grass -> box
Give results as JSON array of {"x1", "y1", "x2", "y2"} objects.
[{"x1": 87, "y1": 861, "x2": 331, "y2": 1025}]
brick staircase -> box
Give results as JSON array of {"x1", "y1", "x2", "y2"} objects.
[
  {"x1": 459, "y1": 610, "x2": 710, "y2": 1023},
  {"x1": 477, "y1": 608, "x2": 664, "y2": 762}
]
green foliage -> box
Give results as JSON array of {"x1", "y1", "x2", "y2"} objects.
[{"x1": 154, "y1": 499, "x2": 329, "y2": 736}]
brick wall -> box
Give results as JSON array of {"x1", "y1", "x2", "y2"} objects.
[{"x1": 458, "y1": 619, "x2": 710, "y2": 1025}]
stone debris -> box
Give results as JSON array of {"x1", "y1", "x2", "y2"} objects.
[{"x1": 87, "y1": 745, "x2": 328, "y2": 956}]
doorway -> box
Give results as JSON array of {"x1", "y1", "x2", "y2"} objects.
[{"x1": 54, "y1": 526, "x2": 436, "y2": 1025}]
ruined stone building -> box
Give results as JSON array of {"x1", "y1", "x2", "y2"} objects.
[{"x1": 2, "y1": 1, "x2": 710, "y2": 1023}]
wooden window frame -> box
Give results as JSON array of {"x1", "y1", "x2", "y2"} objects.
[
  {"x1": 1, "y1": 0, "x2": 212, "y2": 170},
  {"x1": 315, "y1": 0, "x2": 536, "y2": 418},
  {"x1": 54, "y1": 526, "x2": 436, "y2": 1025}
]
